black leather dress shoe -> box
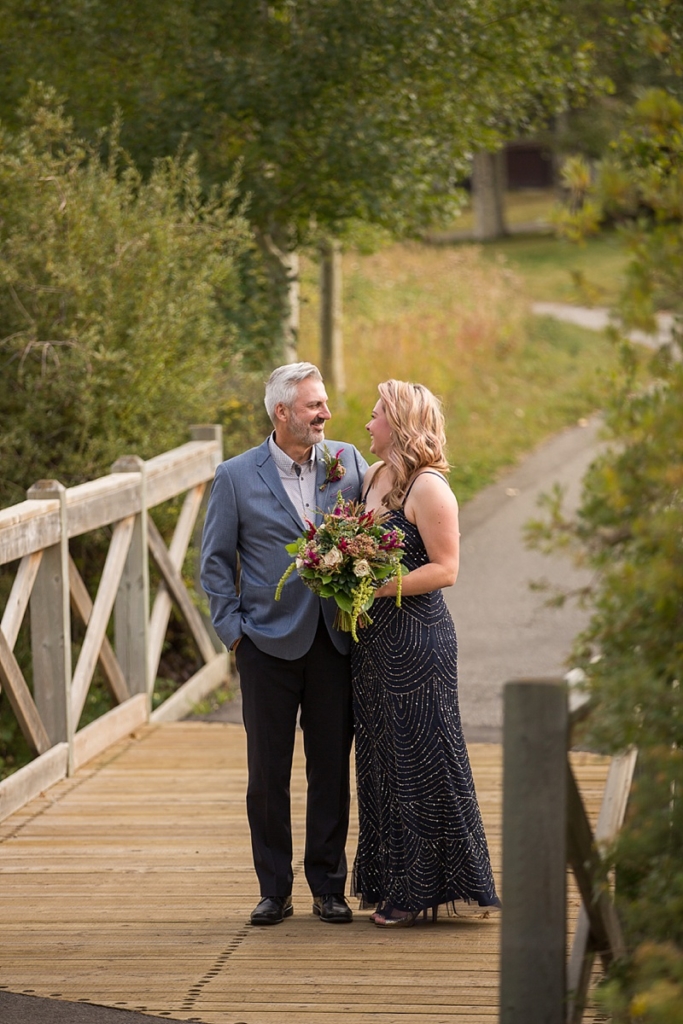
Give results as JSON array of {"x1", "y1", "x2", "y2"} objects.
[
  {"x1": 312, "y1": 893, "x2": 353, "y2": 923},
  {"x1": 250, "y1": 895, "x2": 293, "y2": 925}
]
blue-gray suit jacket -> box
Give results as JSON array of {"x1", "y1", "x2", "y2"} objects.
[{"x1": 200, "y1": 438, "x2": 368, "y2": 659}]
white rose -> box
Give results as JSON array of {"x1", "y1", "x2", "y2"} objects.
[
  {"x1": 322, "y1": 547, "x2": 343, "y2": 568},
  {"x1": 353, "y1": 559, "x2": 371, "y2": 577}
]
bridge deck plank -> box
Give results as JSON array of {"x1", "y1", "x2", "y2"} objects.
[{"x1": 0, "y1": 722, "x2": 609, "y2": 1023}]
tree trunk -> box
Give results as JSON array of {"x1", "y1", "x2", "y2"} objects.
[
  {"x1": 280, "y1": 247, "x2": 299, "y2": 364},
  {"x1": 256, "y1": 231, "x2": 300, "y2": 363},
  {"x1": 472, "y1": 150, "x2": 507, "y2": 241},
  {"x1": 319, "y1": 239, "x2": 345, "y2": 394}
]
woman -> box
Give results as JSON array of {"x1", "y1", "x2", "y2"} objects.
[{"x1": 352, "y1": 379, "x2": 500, "y2": 927}]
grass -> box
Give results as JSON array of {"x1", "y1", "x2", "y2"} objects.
[
  {"x1": 452, "y1": 187, "x2": 558, "y2": 234},
  {"x1": 440, "y1": 188, "x2": 629, "y2": 306},
  {"x1": 481, "y1": 232, "x2": 628, "y2": 307},
  {"x1": 298, "y1": 240, "x2": 632, "y2": 503}
]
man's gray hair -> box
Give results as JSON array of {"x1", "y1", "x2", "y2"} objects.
[{"x1": 264, "y1": 362, "x2": 324, "y2": 424}]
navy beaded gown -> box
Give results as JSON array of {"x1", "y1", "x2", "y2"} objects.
[{"x1": 351, "y1": 494, "x2": 500, "y2": 914}]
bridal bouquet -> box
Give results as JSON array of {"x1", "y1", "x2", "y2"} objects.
[{"x1": 275, "y1": 494, "x2": 406, "y2": 641}]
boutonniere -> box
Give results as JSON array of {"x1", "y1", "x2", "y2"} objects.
[{"x1": 320, "y1": 445, "x2": 346, "y2": 490}]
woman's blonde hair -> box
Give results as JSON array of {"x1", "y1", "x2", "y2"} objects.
[{"x1": 377, "y1": 379, "x2": 449, "y2": 510}]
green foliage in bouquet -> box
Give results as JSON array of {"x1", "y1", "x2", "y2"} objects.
[{"x1": 275, "y1": 495, "x2": 405, "y2": 642}]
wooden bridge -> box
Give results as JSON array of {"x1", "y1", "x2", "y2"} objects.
[
  {"x1": 0, "y1": 720, "x2": 613, "y2": 1023},
  {"x1": 0, "y1": 434, "x2": 631, "y2": 1023}
]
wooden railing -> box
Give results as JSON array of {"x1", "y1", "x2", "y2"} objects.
[
  {"x1": 499, "y1": 679, "x2": 637, "y2": 1024},
  {"x1": 0, "y1": 426, "x2": 228, "y2": 823}
]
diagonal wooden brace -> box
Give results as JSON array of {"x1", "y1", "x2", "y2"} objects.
[
  {"x1": 147, "y1": 511, "x2": 215, "y2": 667},
  {"x1": 68, "y1": 556, "x2": 131, "y2": 706},
  {"x1": 566, "y1": 761, "x2": 626, "y2": 967},
  {"x1": 0, "y1": 628, "x2": 51, "y2": 754},
  {"x1": 71, "y1": 516, "x2": 135, "y2": 725}
]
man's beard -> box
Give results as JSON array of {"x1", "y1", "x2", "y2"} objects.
[{"x1": 290, "y1": 415, "x2": 326, "y2": 447}]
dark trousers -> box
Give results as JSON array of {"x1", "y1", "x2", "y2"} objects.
[{"x1": 235, "y1": 614, "x2": 353, "y2": 898}]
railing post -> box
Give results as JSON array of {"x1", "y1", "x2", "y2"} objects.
[
  {"x1": 111, "y1": 456, "x2": 150, "y2": 706},
  {"x1": 26, "y1": 480, "x2": 74, "y2": 771},
  {"x1": 500, "y1": 678, "x2": 568, "y2": 1024}
]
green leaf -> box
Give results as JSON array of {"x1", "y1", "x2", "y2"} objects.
[{"x1": 334, "y1": 592, "x2": 354, "y2": 613}]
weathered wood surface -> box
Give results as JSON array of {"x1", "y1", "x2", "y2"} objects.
[
  {"x1": 70, "y1": 516, "x2": 135, "y2": 724},
  {"x1": 0, "y1": 499, "x2": 61, "y2": 564},
  {"x1": 0, "y1": 742, "x2": 69, "y2": 822},
  {"x1": 0, "y1": 439, "x2": 221, "y2": 565},
  {"x1": 0, "y1": 724, "x2": 610, "y2": 1023},
  {"x1": 567, "y1": 747, "x2": 637, "y2": 1024},
  {"x1": 0, "y1": 628, "x2": 51, "y2": 754},
  {"x1": 147, "y1": 500, "x2": 215, "y2": 667},
  {"x1": 145, "y1": 440, "x2": 222, "y2": 508},
  {"x1": 69, "y1": 556, "x2": 131, "y2": 706},
  {"x1": 566, "y1": 763, "x2": 625, "y2": 965},
  {"x1": 0, "y1": 551, "x2": 42, "y2": 652},
  {"x1": 148, "y1": 483, "x2": 206, "y2": 683}
]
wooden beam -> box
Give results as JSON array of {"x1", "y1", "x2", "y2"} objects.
[
  {"x1": 566, "y1": 761, "x2": 626, "y2": 967},
  {"x1": 147, "y1": 484, "x2": 206, "y2": 684},
  {"x1": 150, "y1": 653, "x2": 229, "y2": 723},
  {"x1": 72, "y1": 694, "x2": 148, "y2": 771},
  {"x1": 27, "y1": 481, "x2": 73, "y2": 755},
  {"x1": 66, "y1": 474, "x2": 142, "y2": 539},
  {"x1": 146, "y1": 514, "x2": 216, "y2": 666},
  {"x1": 0, "y1": 551, "x2": 42, "y2": 652},
  {"x1": 71, "y1": 517, "x2": 135, "y2": 725},
  {"x1": 68, "y1": 557, "x2": 131, "y2": 706},
  {"x1": 0, "y1": 629, "x2": 51, "y2": 754},
  {"x1": 0, "y1": 742, "x2": 68, "y2": 823},
  {"x1": 112, "y1": 457, "x2": 150, "y2": 700},
  {"x1": 566, "y1": 748, "x2": 636, "y2": 1023},
  {"x1": 0, "y1": 499, "x2": 61, "y2": 565},
  {"x1": 500, "y1": 679, "x2": 567, "y2": 1024},
  {"x1": 145, "y1": 441, "x2": 221, "y2": 508}
]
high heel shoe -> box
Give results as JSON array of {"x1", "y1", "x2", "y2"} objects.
[
  {"x1": 368, "y1": 902, "x2": 387, "y2": 924},
  {"x1": 372, "y1": 903, "x2": 439, "y2": 927}
]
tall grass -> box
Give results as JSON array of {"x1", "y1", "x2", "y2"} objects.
[{"x1": 299, "y1": 242, "x2": 627, "y2": 502}]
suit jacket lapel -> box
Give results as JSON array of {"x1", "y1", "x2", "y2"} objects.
[
  {"x1": 256, "y1": 440, "x2": 304, "y2": 533},
  {"x1": 315, "y1": 444, "x2": 335, "y2": 521}
]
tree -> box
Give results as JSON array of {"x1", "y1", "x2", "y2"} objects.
[
  {"x1": 0, "y1": 0, "x2": 597, "y2": 360},
  {"x1": 0, "y1": 88, "x2": 252, "y2": 507},
  {"x1": 527, "y1": 65, "x2": 683, "y2": 1020}
]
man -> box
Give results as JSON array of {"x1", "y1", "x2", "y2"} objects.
[{"x1": 201, "y1": 363, "x2": 368, "y2": 925}]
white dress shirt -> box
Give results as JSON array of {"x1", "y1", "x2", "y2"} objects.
[{"x1": 268, "y1": 434, "x2": 318, "y2": 526}]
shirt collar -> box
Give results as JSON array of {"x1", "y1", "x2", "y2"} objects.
[{"x1": 268, "y1": 433, "x2": 317, "y2": 475}]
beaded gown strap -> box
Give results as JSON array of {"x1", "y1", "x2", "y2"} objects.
[{"x1": 401, "y1": 470, "x2": 450, "y2": 506}]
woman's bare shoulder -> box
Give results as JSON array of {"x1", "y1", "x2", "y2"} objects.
[
  {"x1": 410, "y1": 470, "x2": 457, "y2": 501},
  {"x1": 404, "y1": 471, "x2": 458, "y2": 525}
]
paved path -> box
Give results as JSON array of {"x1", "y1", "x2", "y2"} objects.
[
  {"x1": 450, "y1": 416, "x2": 601, "y2": 741},
  {"x1": 532, "y1": 301, "x2": 674, "y2": 349},
  {"x1": 0, "y1": 990, "x2": 167, "y2": 1023}
]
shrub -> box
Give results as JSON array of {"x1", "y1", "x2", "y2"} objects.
[
  {"x1": 0, "y1": 86, "x2": 256, "y2": 507},
  {"x1": 528, "y1": 84, "x2": 683, "y2": 1015}
]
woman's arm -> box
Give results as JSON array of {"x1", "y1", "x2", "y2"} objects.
[{"x1": 373, "y1": 473, "x2": 459, "y2": 597}]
